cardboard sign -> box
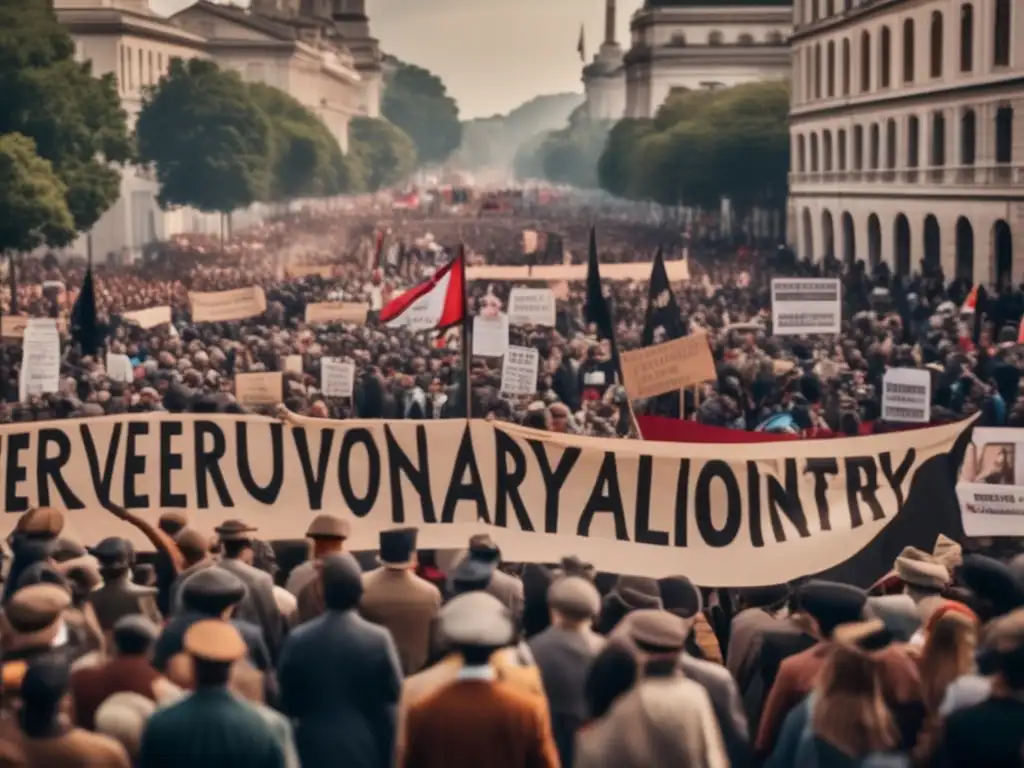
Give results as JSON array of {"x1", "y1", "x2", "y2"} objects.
[
  {"x1": 771, "y1": 278, "x2": 842, "y2": 335},
  {"x1": 190, "y1": 286, "x2": 267, "y2": 323},
  {"x1": 2, "y1": 315, "x2": 67, "y2": 339},
  {"x1": 235, "y1": 372, "x2": 283, "y2": 406},
  {"x1": 321, "y1": 358, "x2": 356, "y2": 398},
  {"x1": 620, "y1": 334, "x2": 716, "y2": 400},
  {"x1": 284, "y1": 355, "x2": 303, "y2": 374},
  {"x1": 500, "y1": 346, "x2": 539, "y2": 395},
  {"x1": 508, "y1": 288, "x2": 556, "y2": 327},
  {"x1": 472, "y1": 314, "x2": 509, "y2": 357},
  {"x1": 122, "y1": 306, "x2": 172, "y2": 329},
  {"x1": 304, "y1": 302, "x2": 369, "y2": 326},
  {"x1": 882, "y1": 368, "x2": 931, "y2": 423},
  {"x1": 19, "y1": 319, "x2": 60, "y2": 400},
  {"x1": 106, "y1": 354, "x2": 134, "y2": 383}
]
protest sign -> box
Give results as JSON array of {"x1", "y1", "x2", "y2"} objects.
[
  {"x1": 771, "y1": 278, "x2": 842, "y2": 335},
  {"x1": 106, "y1": 354, "x2": 135, "y2": 383},
  {"x1": 500, "y1": 346, "x2": 539, "y2": 395},
  {"x1": 122, "y1": 306, "x2": 172, "y2": 329},
  {"x1": 522, "y1": 230, "x2": 538, "y2": 254},
  {"x1": 466, "y1": 260, "x2": 691, "y2": 283},
  {"x1": 235, "y1": 372, "x2": 282, "y2": 406},
  {"x1": 321, "y1": 358, "x2": 355, "y2": 398},
  {"x1": 189, "y1": 286, "x2": 267, "y2": 323},
  {"x1": 472, "y1": 314, "x2": 509, "y2": 357},
  {"x1": 956, "y1": 426, "x2": 1024, "y2": 536},
  {"x1": 508, "y1": 288, "x2": 556, "y2": 326},
  {"x1": 0, "y1": 413, "x2": 968, "y2": 585},
  {"x1": 284, "y1": 355, "x2": 303, "y2": 374},
  {"x1": 882, "y1": 368, "x2": 931, "y2": 423},
  {"x1": 2, "y1": 316, "x2": 67, "y2": 339},
  {"x1": 620, "y1": 334, "x2": 716, "y2": 400},
  {"x1": 304, "y1": 302, "x2": 369, "y2": 326},
  {"x1": 19, "y1": 319, "x2": 60, "y2": 400}
]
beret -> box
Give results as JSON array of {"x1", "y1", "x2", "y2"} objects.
[
  {"x1": 15, "y1": 507, "x2": 64, "y2": 538},
  {"x1": 88, "y1": 537, "x2": 134, "y2": 567},
  {"x1": 4, "y1": 584, "x2": 71, "y2": 632},
  {"x1": 548, "y1": 576, "x2": 601, "y2": 618},
  {"x1": 624, "y1": 609, "x2": 689, "y2": 654},
  {"x1": 184, "y1": 619, "x2": 247, "y2": 664},
  {"x1": 441, "y1": 592, "x2": 514, "y2": 648}
]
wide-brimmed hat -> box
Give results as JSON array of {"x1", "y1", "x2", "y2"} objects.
[
  {"x1": 306, "y1": 514, "x2": 350, "y2": 541},
  {"x1": 214, "y1": 520, "x2": 258, "y2": 542}
]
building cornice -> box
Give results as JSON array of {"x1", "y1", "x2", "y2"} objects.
[
  {"x1": 56, "y1": 8, "x2": 208, "y2": 47},
  {"x1": 624, "y1": 42, "x2": 790, "y2": 66},
  {"x1": 789, "y1": 0, "x2": 903, "y2": 43},
  {"x1": 631, "y1": 7, "x2": 792, "y2": 28}
]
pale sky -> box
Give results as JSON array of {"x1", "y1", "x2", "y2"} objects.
[{"x1": 150, "y1": 0, "x2": 645, "y2": 118}]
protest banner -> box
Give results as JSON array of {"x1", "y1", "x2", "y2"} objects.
[
  {"x1": 122, "y1": 306, "x2": 172, "y2": 329},
  {"x1": 882, "y1": 368, "x2": 931, "y2": 423},
  {"x1": 620, "y1": 334, "x2": 716, "y2": 400},
  {"x1": 0, "y1": 413, "x2": 969, "y2": 585},
  {"x1": 289, "y1": 264, "x2": 335, "y2": 279},
  {"x1": 2, "y1": 316, "x2": 67, "y2": 339},
  {"x1": 956, "y1": 426, "x2": 1024, "y2": 537},
  {"x1": 19, "y1": 319, "x2": 60, "y2": 400},
  {"x1": 304, "y1": 302, "x2": 369, "y2": 326},
  {"x1": 189, "y1": 286, "x2": 267, "y2": 323},
  {"x1": 508, "y1": 288, "x2": 556, "y2": 326},
  {"x1": 771, "y1": 278, "x2": 842, "y2": 335},
  {"x1": 500, "y1": 346, "x2": 539, "y2": 395},
  {"x1": 235, "y1": 372, "x2": 283, "y2": 406},
  {"x1": 466, "y1": 260, "x2": 691, "y2": 283},
  {"x1": 321, "y1": 358, "x2": 355, "y2": 398}
]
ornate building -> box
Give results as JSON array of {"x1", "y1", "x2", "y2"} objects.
[
  {"x1": 582, "y1": 0, "x2": 627, "y2": 120},
  {"x1": 623, "y1": 0, "x2": 792, "y2": 119},
  {"x1": 787, "y1": 0, "x2": 1023, "y2": 285}
]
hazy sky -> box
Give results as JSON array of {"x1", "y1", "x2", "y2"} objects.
[{"x1": 150, "y1": 0, "x2": 645, "y2": 118}]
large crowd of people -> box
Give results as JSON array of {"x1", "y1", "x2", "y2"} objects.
[{"x1": 1, "y1": 198, "x2": 1024, "y2": 766}]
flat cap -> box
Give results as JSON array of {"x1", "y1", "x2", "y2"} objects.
[
  {"x1": 3, "y1": 584, "x2": 71, "y2": 632},
  {"x1": 658, "y1": 575, "x2": 703, "y2": 619},
  {"x1": 547, "y1": 576, "x2": 601, "y2": 619},
  {"x1": 88, "y1": 537, "x2": 134, "y2": 568},
  {"x1": 624, "y1": 609, "x2": 689, "y2": 654},
  {"x1": 796, "y1": 580, "x2": 867, "y2": 636},
  {"x1": 214, "y1": 519, "x2": 257, "y2": 541},
  {"x1": 14, "y1": 507, "x2": 65, "y2": 538},
  {"x1": 181, "y1": 568, "x2": 247, "y2": 614},
  {"x1": 958, "y1": 555, "x2": 1024, "y2": 615},
  {"x1": 95, "y1": 692, "x2": 157, "y2": 756},
  {"x1": 610, "y1": 575, "x2": 663, "y2": 612},
  {"x1": 184, "y1": 619, "x2": 247, "y2": 664},
  {"x1": 451, "y1": 557, "x2": 497, "y2": 594},
  {"x1": 468, "y1": 533, "x2": 500, "y2": 562},
  {"x1": 440, "y1": 592, "x2": 514, "y2": 648},
  {"x1": 895, "y1": 546, "x2": 949, "y2": 591},
  {"x1": 174, "y1": 528, "x2": 210, "y2": 561},
  {"x1": 305, "y1": 514, "x2": 350, "y2": 540},
  {"x1": 113, "y1": 615, "x2": 159, "y2": 655},
  {"x1": 158, "y1": 511, "x2": 189, "y2": 535}
]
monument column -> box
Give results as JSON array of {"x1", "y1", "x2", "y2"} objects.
[{"x1": 604, "y1": 0, "x2": 616, "y2": 44}]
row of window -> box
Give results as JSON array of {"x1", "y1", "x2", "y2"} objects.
[
  {"x1": 795, "y1": 1, "x2": 1012, "y2": 104},
  {"x1": 793, "y1": 105, "x2": 1015, "y2": 174},
  {"x1": 118, "y1": 44, "x2": 168, "y2": 94},
  {"x1": 665, "y1": 30, "x2": 786, "y2": 47}
]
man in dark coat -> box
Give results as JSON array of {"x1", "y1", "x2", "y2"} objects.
[
  {"x1": 87, "y1": 538, "x2": 162, "y2": 636},
  {"x1": 278, "y1": 552, "x2": 402, "y2": 768},
  {"x1": 138, "y1": 620, "x2": 285, "y2": 768}
]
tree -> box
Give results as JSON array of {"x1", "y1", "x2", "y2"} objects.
[
  {"x1": 0, "y1": 0, "x2": 132, "y2": 239},
  {"x1": 247, "y1": 82, "x2": 356, "y2": 200},
  {"x1": 136, "y1": 59, "x2": 272, "y2": 214},
  {"x1": 0, "y1": 133, "x2": 76, "y2": 254},
  {"x1": 348, "y1": 117, "x2": 417, "y2": 191},
  {"x1": 382, "y1": 57, "x2": 461, "y2": 166},
  {"x1": 597, "y1": 118, "x2": 654, "y2": 197}
]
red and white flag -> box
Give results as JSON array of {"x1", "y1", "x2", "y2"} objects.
[{"x1": 379, "y1": 251, "x2": 465, "y2": 332}]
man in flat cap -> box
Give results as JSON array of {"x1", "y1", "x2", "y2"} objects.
[
  {"x1": 87, "y1": 537, "x2": 162, "y2": 638},
  {"x1": 3, "y1": 508, "x2": 65, "y2": 602},
  {"x1": 449, "y1": 534, "x2": 524, "y2": 620},
  {"x1": 278, "y1": 552, "x2": 402, "y2": 768},
  {"x1": 400, "y1": 592, "x2": 560, "y2": 768},
  {"x1": 359, "y1": 527, "x2": 441, "y2": 676},
  {"x1": 138, "y1": 620, "x2": 286, "y2": 768},
  {"x1": 578, "y1": 609, "x2": 728, "y2": 768},
  {"x1": 285, "y1": 513, "x2": 350, "y2": 598},
  {"x1": 153, "y1": 568, "x2": 274, "y2": 703},
  {"x1": 0, "y1": 583, "x2": 75, "y2": 666},
  {"x1": 527, "y1": 575, "x2": 603, "y2": 767},
  {"x1": 71, "y1": 615, "x2": 178, "y2": 730},
  {"x1": 212, "y1": 520, "x2": 284, "y2": 661}
]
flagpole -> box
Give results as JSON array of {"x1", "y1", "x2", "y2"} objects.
[{"x1": 459, "y1": 245, "x2": 472, "y2": 421}]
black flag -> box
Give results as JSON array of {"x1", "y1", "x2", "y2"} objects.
[
  {"x1": 641, "y1": 247, "x2": 686, "y2": 346},
  {"x1": 70, "y1": 266, "x2": 102, "y2": 357},
  {"x1": 585, "y1": 227, "x2": 616, "y2": 346}
]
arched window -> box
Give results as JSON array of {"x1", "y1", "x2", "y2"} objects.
[
  {"x1": 798, "y1": 135, "x2": 807, "y2": 172},
  {"x1": 825, "y1": 0, "x2": 834, "y2": 15},
  {"x1": 708, "y1": 30, "x2": 724, "y2": 45},
  {"x1": 993, "y1": 0, "x2": 1011, "y2": 66},
  {"x1": 814, "y1": 43, "x2": 822, "y2": 98},
  {"x1": 907, "y1": 115, "x2": 920, "y2": 168},
  {"x1": 738, "y1": 33, "x2": 754, "y2": 45},
  {"x1": 810, "y1": 133, "x2": 820, "y2": 172},
  {"x1": 669, "y1": 32, "x2": 686, "y2": 46},
  {"x1": 902, "y1": 19, "x2": 915, "y2": 82},
  {"x1": 838, "y1": 129, "x2": 847, "y2": 170},
  {"x1": 826, "y1": 41, "x2": 835, "y2": 96},
  {"x1": 860, "y1": 31, "x2": 871, "y2": 91},
  {"x1": 996, "y1": 106, "x2": 1014, "y2": 163},
  {"x1": 810, "y1": 0, "x2": 818, "y2": 22},
  {"x1": 930, "y1": 11, "x2": 944, "y2": 77},
  {"x1": 767, "y1": 30, "x2": 784, "y2": 44},
  {"x1": 961, "y1": 109, "x2": 976, "y2": 165},
  {"x1": 841, "y1": 38, "x2": 851, "y2": 94},
  {"x1": 804, "y1": 47, "x2": 813, "y2": 100},
  {"x1": 960, "y1": 4, "x2": 974, "y2": 72},
  {"x1": 853, "y1": 124, "x2": 864, "y2": 169},
  {"x1": 931, "y1": 111, "x2": 946, "y2": 166},
  {"x1": 879, "y1": 26, "x2": 891, "y2": 87},
  {"x1": 885, "y1": 119, "x2": 897, "y2": 170},
  {"x1": 824, "y1": 130, "x2": 834, "y2": 171},
  {"x1": 870, "y1": 123, "x2": 880, "y2": 169}
]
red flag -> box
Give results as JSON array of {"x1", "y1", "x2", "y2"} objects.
[
  {"x1": 961, "y1": 285, "x2": 978, "y2": 313},
  {"x1": 379, "y1": 251, "x2": 465, "y2": 332}
]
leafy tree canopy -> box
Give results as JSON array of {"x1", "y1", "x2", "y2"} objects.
[
  {"x1": 0, "y1": 133, "x2": 76, "y2": 254},
  {"x1": 597, "y1": 81, "x2": 790, "y2": 212},
  {"x1": 348, "y1": 116, "x2": 417, "y2": 191},
  {"x1": 514, "y1": 111, "x2": 612, "y2": 189},
  {"x1": 0, "y1": 0, "x2": 132, "y2": 239},
  {"x1": 382, "y1": 57, "x2": 461, "y2": 166},
  {"x1": 136, "y1": 58, "x2": 273, "y2": 214}
]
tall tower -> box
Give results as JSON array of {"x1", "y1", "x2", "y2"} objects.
[{"x1": 604, "y1": 0, "x2": 616, "y2": 45}]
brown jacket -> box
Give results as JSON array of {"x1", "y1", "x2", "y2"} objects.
[
  {"x1": 359, "y1": 568, "x2": 441, "y2": 676},
  {"x1": 69, "y1": 656, "x2": 169, "y2": 730},
  {"x1": 19, "y1": 727, "x2": 130, "y2": 768},
  {"x1": 401, "y1": 678, "x2": 559, "y2": 768},
  {"x1": 87, "y1": 577, "x2": 161, "y2": 635}
]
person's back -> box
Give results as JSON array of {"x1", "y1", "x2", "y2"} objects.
[
  {"x1": 138, "y1": 688, "x2": 283, "y2": 768},
  {"x1": 20, "y1": 725, "x2": 130, "y2": 768},
  {"x1": 938, "y1": 697, "x2": 1024, "y2": 767}
]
